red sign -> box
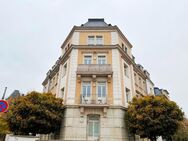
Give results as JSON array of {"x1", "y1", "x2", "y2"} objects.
[{"x1": 0, "y1": 100, "x2": 9, "y2": 112}]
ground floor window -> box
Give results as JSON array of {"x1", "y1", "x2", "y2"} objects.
[{"x1": 87, "y1": 115, "x2": 100, "y2": 139}]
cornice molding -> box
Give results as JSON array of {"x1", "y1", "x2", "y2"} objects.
[
  {"x1": 60, "y1": 25, "x2": 133, "y2": 49},
  {"x1": 43, "y1": 44, "x2": 152, "y2": 85}
]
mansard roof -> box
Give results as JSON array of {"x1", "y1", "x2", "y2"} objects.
[{"x1": 82, "y1": 18, "x2": 109, "y2": 27}]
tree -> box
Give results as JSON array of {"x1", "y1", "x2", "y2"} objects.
[
  {"x1": 0, "y1": 115, "x2": 9, "y2": 140},
  {"x1": 173, "y1": 118, "x2": 188, "y2": 141},
  {"x1": 126, "y1": 96, "x2": 184, "y2": 141},
  {"x1": 6, "y1": 91, "x2": 64, "y2": 136}
]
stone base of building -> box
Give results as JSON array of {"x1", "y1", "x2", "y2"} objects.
[{"x1": 59, "y1": 105, "x2": 133, "y2": 141}]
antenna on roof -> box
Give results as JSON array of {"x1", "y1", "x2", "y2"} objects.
[{"x1": 2, "y1": 87, "x2": 7, "y2": 100}]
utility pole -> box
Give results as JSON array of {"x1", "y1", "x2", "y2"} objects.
[{"x1": 2, "y1": 87, "x2": 7, "y2": 100}]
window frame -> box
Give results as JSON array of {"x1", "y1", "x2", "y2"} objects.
[
  {"x1": 97, "y1": 81, "x2": 107, "y2": 98},
  {"x1": 62, "y1": 63, "x2": 67, "y2": 77},
  {"x1": 81, "y1": 81, "x2": 91, "y2": 98},
  {"x1": 134, "y1": 73, "x2": 137, "y2": 84},
  {"x1": 96, "y1": 36, "x2": 103, "y2": 45},
  {"x1": 124, "y1": 46, "x2": 128, "y2": 53},
  {"x1": 87, "y1": 35, "x2": 103, "y2": 45},
  {"x1": 97, "y1": 55, "x2": 106, "y2": 64},
  {"x1": 124, "y1": 63, "x2": 129, "y2": 77},
  {"x1": 139, "y1": 77, "x2": 142, "y2": 87},
  {"x1": 88, "y1": 36, "x2": 95, "y2": 45},
  {"x1": 87, "y1": 115, "x2": 100, "y2": 138},
  {"x1": 125, "y1": 88, "x2": 131, "y2": 103},
  {"x1": 61, "y1": 87, "x2": 65, "y2": 98},
  {"x1": 84, "y1": 55, "x2": 92, "y2": 64}
]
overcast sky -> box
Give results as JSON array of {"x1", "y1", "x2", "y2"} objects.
[{"x1": 0, "y1": 0, "x2": 188, "y2": 116}]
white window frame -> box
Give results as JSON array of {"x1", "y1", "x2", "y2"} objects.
[
  {"x1": 125, "y1": 88, "x2": 131, "y2": 103},
  {"x1": 124, "y1": 63, "x2": 129, "y2": 77},
  {"x1": 87, "y1": 115, "x2": 100, "y2": 139},
  {"x1": 88, "y1": 36, "x2": 95, "y2": 45},
  {"x1": 97, "y1": 55, "x2": 106, "y2": 64},
  {"x1": 97, "y1": 81, "x2": 107, "y2": 98},
  {"x1": 87, "y1": 35, "x2": 103, "y2": 45},
  {"x1": 96, "y1": 36, "x2": 103, "y2": 45},
  {"x1": 81, "y1": 81, "x2": 91, "y2": 98},
  {"x1": 84, "y1": 54, "x2": 92, "y2": 64}
]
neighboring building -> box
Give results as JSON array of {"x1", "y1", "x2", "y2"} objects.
[
  {"x1": 154, "y1": 87, "x2": 170, "y2": 99},
  {"x1": 6, "y1": 90, "x2": 21, "y2": 103},
  {"x1": 6, "y1": 90, "x2": 23, "y2": 104},
  {"x1": 42, "y1": 19, "x2": 155, "y2": 141},
  {"x1": 7, "y1": 90, "x2": 21, "y2": 99}
]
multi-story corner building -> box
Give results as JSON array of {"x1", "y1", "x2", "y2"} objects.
[{"x1": 42, "y1": 19, "x2": 154, "y2": 141}]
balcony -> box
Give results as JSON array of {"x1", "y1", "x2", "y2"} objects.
[
  {"x1": 77, "y1": 64, "x2": 113, "y2": 76},
  {"x1": 135, "y1": 83, "x2": 146, "y2": 96},
  {"x1": 78, "y1": 94, "x2": 109, "y2": 107}
]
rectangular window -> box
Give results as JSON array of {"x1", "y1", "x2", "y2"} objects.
[
  {"x1": 82, "y1": 82, "x2": 91, "y2": 98},
  {"x1": 88, "y1": 36, "x2": 95, "y2": 45},
  {"x1": 126, "y1": 88, "x2": 131, "y2": 103},
  {"x1": 61, "y1": 87, "x2": 64, "y2": 98},
  {"x1": 88, "y1": 122, "x2": 99, "y2": 137},
  {"x1": 122, "y1": 43, "x2": 124, "y2": 48},
  {"x1": 84, "y1": 55, "x2": 92, "y2": 64},
  {"x1": 124, "y1": 63, "x2": 129, "y2": 77},
  {"x1": 134, "y1": 73, "x2": 137, "y2": 84},
  {"x1": 97, "y1": 56, "x2": 106, "y2": 64},
  {"x1": 125, "y1": 47, "x2": 128, "y2": 53},
  {"x1": 139, "y1": 77, "x2": 142, "y2": 87},
  {"x1": 97, "y1": 82, "x2": 106, "y2": 97},
  {"x1": 143, "y1": 81, "x2": 146, "y2": 92},
  {"x1": 62, "y1": 64, "x2": 67, "y2": 77},
  {"x1": 53, "y1": 77, "x2": 55, "y2": 85},
  {"x1": 88, "y1": 115, "x2": 100, "y2": 138},
  {"x1": 96, "y1": 36, "x2": 103, "y2": 45}
]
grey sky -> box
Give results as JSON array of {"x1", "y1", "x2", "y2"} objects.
[{"x1": 0, "y1": 0, "x2": 188, "y2": 116}]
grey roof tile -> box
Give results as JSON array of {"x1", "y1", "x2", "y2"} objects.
[{"x1": 83, "y1": 18, "x2": 109, "y2": 27}]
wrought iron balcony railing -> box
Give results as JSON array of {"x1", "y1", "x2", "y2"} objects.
[{"x1": 79, "y1": 93, "x2": 108, "y2": 105}]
